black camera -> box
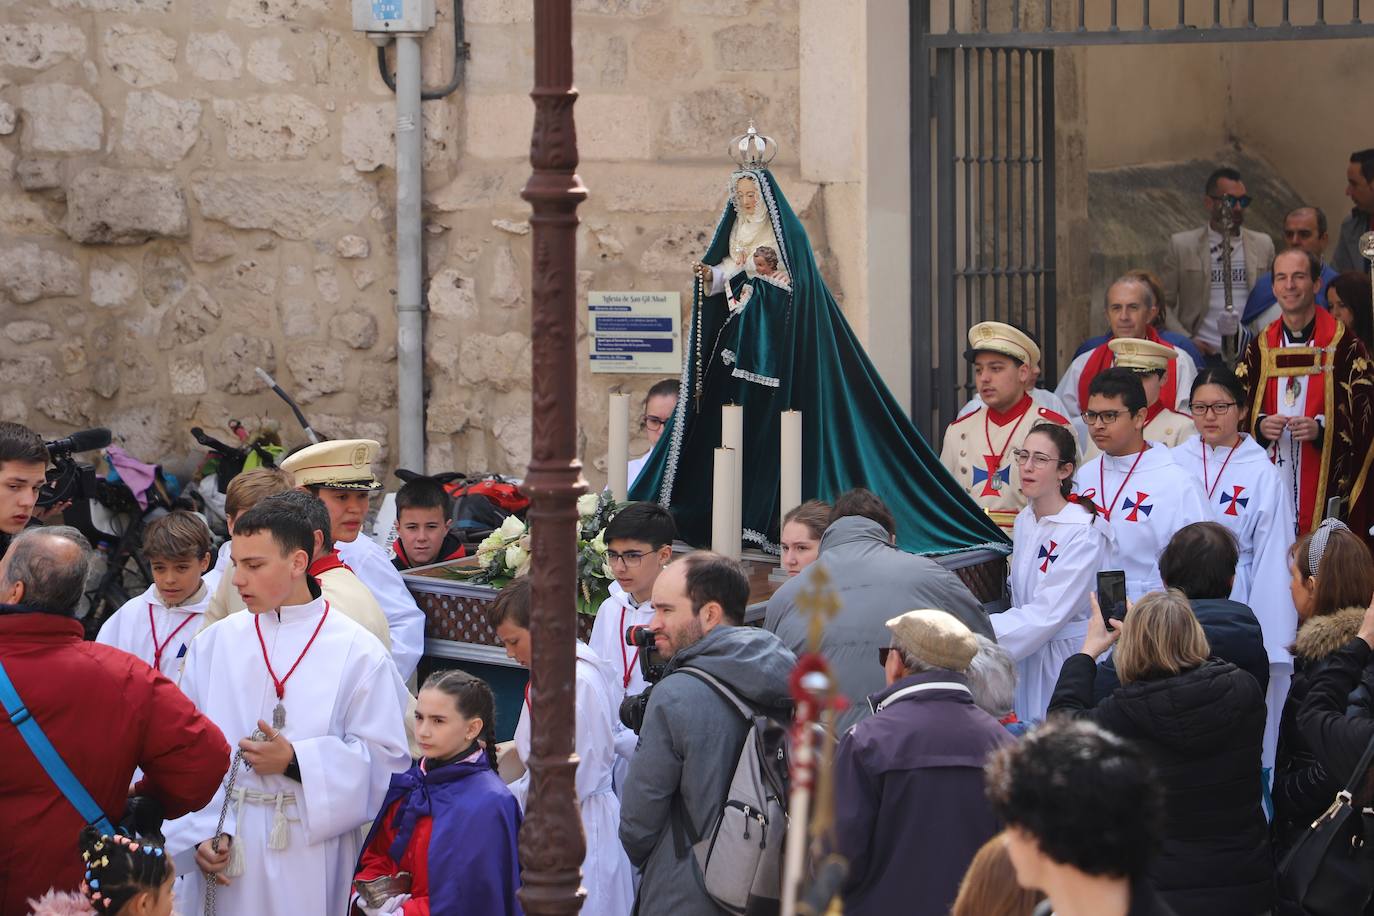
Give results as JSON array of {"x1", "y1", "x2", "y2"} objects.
[
  {"x1": 618, "y1": 624, "x2": 669, "y2": 734},
  {"x1": 37, "y1": 428, "x2": 112, "y2": 509}
]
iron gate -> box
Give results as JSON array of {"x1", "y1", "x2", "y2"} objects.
[{"x1": 910, "y1": 0, "x2": 1374, "y2": 441}]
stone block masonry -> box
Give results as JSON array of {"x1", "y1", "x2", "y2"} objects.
[{"x1": 0, "y1": 0, "x2": 829, "y2": 493}]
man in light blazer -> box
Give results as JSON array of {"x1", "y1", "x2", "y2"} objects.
[{"x1": 1162, "y1": 166, "x2": 1276, "y2": 366}]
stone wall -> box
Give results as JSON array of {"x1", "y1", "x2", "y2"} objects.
[{"x1": 0, "y1": 0, "x2": 826, "y2": 490}]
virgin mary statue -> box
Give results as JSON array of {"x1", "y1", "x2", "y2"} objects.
[{"x1": 629, "y1": 129, "x2": 1006, "y2": 556}]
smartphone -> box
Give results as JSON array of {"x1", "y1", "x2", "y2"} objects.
[{"x1": 1096, "y1": 570, "x2": 1127, "y2": 625}]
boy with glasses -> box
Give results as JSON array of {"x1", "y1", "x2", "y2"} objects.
[
  {"x1": 1081, "y1": 338, "x2": 1197, "y2": 459},
  {"x1": 627, "y1": 379, "x2": 679, "y2": 489},
  {"x1": 1074, "y1": 368, "x2": 1209, "y2": 600},
  {"x1": 586, "y1": 502, "x2": 677, "y2": 787}
]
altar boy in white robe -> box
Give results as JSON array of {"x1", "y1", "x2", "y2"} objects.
[
  {"x1": 164, "y1": 498, "x2": 411, "y2": 915},
  {"x1": 1074, "y1": 368, "x2": 1210, "y2": 601},
  {"x1": 587, "y1": 502, "x2": 677, "y2": 792},
  {"x1": 281, "y1": 438, "x2": 426, "y2": 682},
  {"x1": 491, "y1": 577, "x2": 635, "y2": 916}
]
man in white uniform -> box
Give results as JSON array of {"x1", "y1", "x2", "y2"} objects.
[
  {"x1": 941, "y1": 322, "x2": 1073, "y2": 532},
  {"x1": 1074, "y1": 368, "x2": 1210, "y2": 600},
  {"x1": 281, "y1": 439, "x2": 426, "y2": 682},
  {"x1": 165, "y1": 499, "x2": 410, "y2": 915}
]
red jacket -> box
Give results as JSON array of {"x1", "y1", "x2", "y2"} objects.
[
  {"x1": 0, "y1": 613, "x2": 230, "y2": 915},
  {"x1": 354, "y1": 795, "x2": 432, "y2": 916}
]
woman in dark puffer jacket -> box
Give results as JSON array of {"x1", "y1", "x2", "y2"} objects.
[
  {"x1": 1272, "y1": 521, "x2": 1374, "y2": 856},
  {"x1": 1048, "y1": 588, "x2": 1271, "y2": 916}
]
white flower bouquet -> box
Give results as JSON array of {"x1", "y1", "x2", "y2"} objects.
[{"x1": 455, "y1": 489, "x2": 621, "y2": 617}]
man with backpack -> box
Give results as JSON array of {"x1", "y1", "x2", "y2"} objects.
[
  {"x1": 832, "y1": 609, "x2": 1013, "y2": 915},
  {"x1": 619, "y1": 551, "x2": 796, "y2": 916}
]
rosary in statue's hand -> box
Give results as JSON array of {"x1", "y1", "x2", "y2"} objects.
[{"x1": 694, "y1": 262, "x2": 712, "y2": 284}]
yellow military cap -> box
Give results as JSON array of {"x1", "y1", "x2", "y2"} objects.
[
  {"x1": 280, "y1": 439, "x2": 383, "y2": 490},
  {"x1": 965, "y1": 321, "x2": 1041, "y2": 367},
  {"x1": 1109, "y1": 337, "x2": 1177, "y2": 373}
]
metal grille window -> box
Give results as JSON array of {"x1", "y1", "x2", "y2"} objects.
[{"x1": 910, "y1": 0, "x2": 1374, "y2": 441}]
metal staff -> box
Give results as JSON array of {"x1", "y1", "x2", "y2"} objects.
[{"x1": 1218, "y1": 198, "x2": 1241, "y2": 369}]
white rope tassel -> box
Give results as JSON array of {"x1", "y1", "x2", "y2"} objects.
[{"x1": 268, "y1": 794, "x2": 290, "y2": 851}]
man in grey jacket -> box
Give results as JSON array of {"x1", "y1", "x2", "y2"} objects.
[
  {"x1": 619, "y1": 551, "x2": 796, "y2": 916},
  {"x1": 765, "y1": 489, "x2": 992, "y2": 734},
  {"x1": 1332, "y1": 149, "x2": 1374, "y2": 274}
]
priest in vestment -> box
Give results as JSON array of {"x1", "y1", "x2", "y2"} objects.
[
  {"x1": 1237, "y1": 248, "x2": 1374, "y2": 540},
  {"x1": 164, "y1": 502, "x2": 411, "y2": 915}
]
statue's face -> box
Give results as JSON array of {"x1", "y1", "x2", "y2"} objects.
[{"x1": 735, "y1": 178, "x2": 758, "y2": 215}]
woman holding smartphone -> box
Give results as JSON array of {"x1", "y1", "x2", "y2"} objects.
[
  {"x1": 1171, "y1": 367, "x2": 1297, "y2": 774},
  {"x1": 992, "y1": 422, "x2": 1111, "y2": 724}
]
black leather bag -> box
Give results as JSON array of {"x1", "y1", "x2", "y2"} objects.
[{"x1": 1277, "y1": 733, "x2": 1374, "y2": 915}]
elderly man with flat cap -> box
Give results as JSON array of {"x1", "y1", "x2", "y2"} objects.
[
  {"x1": 941, "y1": 321, "x2": 1074, "y2": 531},
  {"x1": 832, "y1": 609, "x2": 1014, "y2": 916},
  {"x1": 280, "y1": 439, "x2": 425, "y2": 682}
]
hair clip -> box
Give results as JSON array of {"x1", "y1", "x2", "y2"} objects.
[{"x1": 89, "y1": 880, "x2": 100, "y2": 890}]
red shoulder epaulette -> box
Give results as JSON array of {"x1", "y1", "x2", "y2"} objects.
[
  {"x1": 950, "y1": 407, "x2": 981, "y2": 426},
  {"x1": 1036, "y1": 406, "x2": 1070, "y2": 425}
]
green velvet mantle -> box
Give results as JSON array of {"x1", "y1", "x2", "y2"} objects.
[{"x1": 629, "y1": 168, "x2": 1008, "y2": 556}]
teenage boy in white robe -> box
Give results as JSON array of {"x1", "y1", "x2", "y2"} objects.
[
  {"x1": 587, "y1": 502, "x2": 677, "y2": 791},
  {"x1": 164, "y1": 498, "x2": 410, "y2": 915},
  {"x1": 97, "y1": 510, "x2": 215, "y2": 682},
  {"x1": 1074, "y1": 368, "x2": 1210, "y2": 601},
  {"x1": 492, "y1": 577, "x2": 635, "y2": 916},
  {"x1": 280, "y1": 439, "x2": 425, "y2": 682}
]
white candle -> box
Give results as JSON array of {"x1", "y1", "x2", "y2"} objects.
[
  {"x1": 607, "y1": 392, "x2": 630, "y2": 501},
  {"x1": 712, "y1": 447, "x2": 737, "y2": 556},
  {"x1": 721, "y1": 404, "x2": 744, "y2": 558},
  {"x1": 780, "y1": 410, "x2": 802, "y2": 529}
]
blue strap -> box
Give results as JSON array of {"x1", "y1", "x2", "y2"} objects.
[{"x1": 0, "y1": 658, "x2": 115, "y2": 835}]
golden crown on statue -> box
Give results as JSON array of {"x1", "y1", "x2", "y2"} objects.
[{"x1": 728, "y1": 121, "x2": 777, "y2": 168}]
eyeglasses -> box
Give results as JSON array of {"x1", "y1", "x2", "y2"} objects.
[
  {"x1": 878, "y1": 646, "x2": 894, "y2": 668},
  {"x1": 607, "y1": 549, "x2": 658, "y2": 568},
  {"x1": 1189, "y1": 401, "x2": 1237, "y2": 417},
  {"x1": 1011, "y1": 448, "x2": 1062, "y2": 469},
  {"x1": 1082, "y1": 409, "x2": 1132, "y2": 426},
  {"x1": 1208, "y1": 194, "x2": 1252, "y2": 209},
  {"x1": 641, "y1": 414, "x2": 670, "y2": 432}
]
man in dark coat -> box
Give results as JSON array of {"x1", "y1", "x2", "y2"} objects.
[
  {"x1": 620, "y1": 552, "x2": 796, "y2": 916},
  {"x1": 766, "y1": 489, "x2": 992, "y2": 734},
  {"x1": 832, "y1": 608, "x2": 1012, "y2": 916},
  {"x1": 1095, "y1": 521, "x2": 1270, "y2": 700},
  {"x1": 0, "y1": 527, "x2": 230, "y2": 913}
]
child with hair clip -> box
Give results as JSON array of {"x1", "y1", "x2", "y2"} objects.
[
  {"x1": 351, "y1": 670, "x2": 523, "y2": 916},
  {"x1": 27, "y1": 827, "x2": 175, "y2": 916}
]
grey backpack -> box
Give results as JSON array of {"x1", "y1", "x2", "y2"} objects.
[{"x1": 673, "y1": 666, "x2": 791, "y2": 916}]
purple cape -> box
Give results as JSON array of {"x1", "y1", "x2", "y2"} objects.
[{"x1": 358, "y1": 757, "x2": 524, "y2": 916}]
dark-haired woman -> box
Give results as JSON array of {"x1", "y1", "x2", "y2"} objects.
[
  {"x1": 1328, "y1": 271, "x2": 1374, "y2": 353},
  {"x1": 354, "y1": 670, "x2": 523, "y2": 916},
  {"x1": 1171, "y1": 368, "x2": 1297, "y2": 777},
  {"x1": 992, "y1": 423, "x2": 1111, "y2": 724}
]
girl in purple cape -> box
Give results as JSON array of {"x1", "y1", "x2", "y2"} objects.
[{"x1": 352, "y1": 670, "x2": 523, "y2": 916}]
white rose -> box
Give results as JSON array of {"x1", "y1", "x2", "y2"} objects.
[
  {"x1": 499, "y1": 515, "x2": 527, "y2": 540},
  {"x1": 505, "y1": 544, "x2": 528, "y2": 570},
  {"x1": 577, "y1": 493, "x2": 601, "y2": 518},
  {"x1": 590, "y1": 530, "x2": 607, "y2": 552}
]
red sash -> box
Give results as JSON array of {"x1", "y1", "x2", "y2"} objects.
[
  {"x1": 1078, "y1": 327, "x2": 1179, "y2": 410},
  {"x1": 1258, "y1": 309, "x2": 1341, "y2": 533}
]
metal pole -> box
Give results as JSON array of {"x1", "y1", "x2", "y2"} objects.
[
  {"x1": 395, "y1": 35, "x2": 426, "y2": 473},
  {"x1": 935, "y1": 49, "x2": 958, "y2": 428},
  {"x1": 911, "y1": 0, "x2": 934, "y2": 435},
  {"x1": 519, "y1": 0, "x2": 588, "y2": 913}
]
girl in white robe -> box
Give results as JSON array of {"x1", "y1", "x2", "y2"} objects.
[
  {"x1": 511, "y1": 640, "x2": 635, "y2": 916},
  {"x1": 1171, "y1": 367, "x2": 1298, "y2": 773},
  {"x1": 994, "y1": 423, "x2": 1112, "y2": 723}
]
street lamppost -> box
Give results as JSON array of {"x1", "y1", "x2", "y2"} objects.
[{"x1": 518, "y1": 1, "x2": 589, "y2": 914}]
